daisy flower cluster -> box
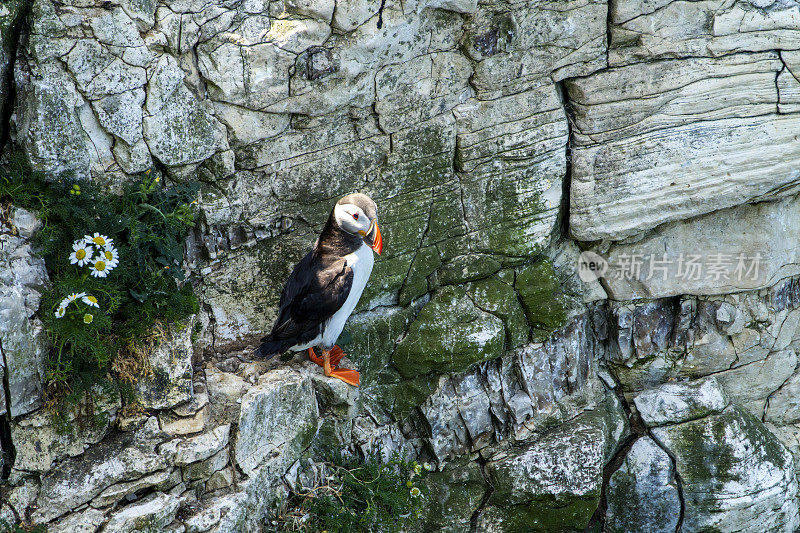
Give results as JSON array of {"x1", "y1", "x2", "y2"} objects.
[
  {"x1": 70, "y1": 232, "x2": 120, "y2": 278},
  {"x1": 58, "y1": 232, "x2": 119, "y2": 322},
  {"x1": 54, "y1": 291, "x2": 99, "y2": 324},
  {"x1": 406, "y1": 461, "x2": 432, "y2": 499}
]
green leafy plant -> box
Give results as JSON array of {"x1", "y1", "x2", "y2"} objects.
[
  {"x1": 275, "y1": 452, "x2": 430, "y2": 532},
  {"x1": 0, "y1": 157, "x2": 199, "y2": 406}
]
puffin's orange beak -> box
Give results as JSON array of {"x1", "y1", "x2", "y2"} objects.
[{"x1": 370, "y1": 221, "x2": 383, "y2": 255}]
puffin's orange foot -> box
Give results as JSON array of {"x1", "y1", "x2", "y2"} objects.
[
  {"x1": 307, "y1": 347, "x2": 325, "y2": 367},
  {"x1": 328, "y1": 345, "x2": 347, "y2": 367},
  {"x1": 329, "y1": 368, "x2": 360, "y2": 387}
]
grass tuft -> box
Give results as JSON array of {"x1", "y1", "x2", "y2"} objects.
[{"x1": 273, "y1": 451, "x2": 429, "y2": 532}]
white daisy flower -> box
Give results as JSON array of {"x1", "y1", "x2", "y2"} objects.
[
  {"x1": 410, "y1": 487, "x2": 421, "y2": 498},
  {"x1": 83, "y1": 313, "x2": 94, "y2": 324},
  {"x1": 89, "y1": 257, "x2": 111, "y2": 278},
  {"x1": 85, "y1": 232, "x2": 113, "y2": 249},
  {"x1": 82, "y1": 294, "x2": 100, "y2": 308},
  {"x1": 63, "y1": 292, "x2": 86, "y2": 305},
  {"x1": 70, "y1": 241, "x2": 94, "y2": 267},
  {"x1": 101, "y1": 246, "x2": 120, "y2": 269},
  {"x1": 57, "y1": 291, "x2": 86, "y2": 314}
]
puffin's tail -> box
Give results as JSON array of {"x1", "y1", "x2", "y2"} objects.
[{"x1": 253, "y1": 336, "x2": 288, "y2": 360}]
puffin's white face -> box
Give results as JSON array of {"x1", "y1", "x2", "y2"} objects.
[{"x1": 334, "y1": 203, "x2": 372, "y2": 235}]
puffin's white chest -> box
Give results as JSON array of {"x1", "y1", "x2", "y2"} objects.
[{"x1": 321, "y1": 243, "x2": 374, "y2": 347}]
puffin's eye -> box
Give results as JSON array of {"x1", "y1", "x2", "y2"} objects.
[{"x1": 353, "y1": 213, "x2": 359, "y2": 220}]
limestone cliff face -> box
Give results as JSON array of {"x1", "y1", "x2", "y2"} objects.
[{"x1": 1, "y1": 0, "x2": 800, "y2": 531}]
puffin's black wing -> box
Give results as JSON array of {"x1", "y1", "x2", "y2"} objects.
[{"x1": 254, "y1": 251, "x2": 353, "y2": 358}]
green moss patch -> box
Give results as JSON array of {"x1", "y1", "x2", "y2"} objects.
[
  {"x1": 468, "y1": 273, "x2": 529, "y2": 349},
  {"x1": 514, "y1": 259, "x2": 567, "y2": 341},
  {"x1": 392, "y1": 285, "x2": 505, "y2": 378},
  {"x1": 438, "y1": 253, "x2": 501, "y2": 285}
]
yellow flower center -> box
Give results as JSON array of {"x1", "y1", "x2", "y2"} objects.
[
  {"x1": 84, "y1": 314, "x2": 93, "y2": 324},
  {"x1": 95, "y1": 260, "x2": 106, "y2": 271},
  {"x1": 87, "y1": 295, "x2": 97, "y2": 304},
  {"x1": 104, "y1": 250, "x2": 113, "y2": 260},
  {"x1": 76, "y1": 249, "x2": 86, "y2": 260},
  {"x1": 93, "y1": 237, "x2": 105, "y2": 245}
]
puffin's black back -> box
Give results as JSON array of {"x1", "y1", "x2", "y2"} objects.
[{"x1": 254, "y1": 205, "x2": 361, "y2": 358}]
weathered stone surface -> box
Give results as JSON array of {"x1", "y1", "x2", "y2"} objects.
[
  {"x1": 549, "y1": 239, "x2": 608, "y2": 306},
  {"x1": 134, "y1": 319, "x2": 195, "y2": 410},
  {"x1": 184, "y1": 493, "x2": 246, "y2": 533},
  {"x1": 92, "y1": 468, "x2": 179, "y2": 508},
  {"x1": 567, "y1": 53, "x2": 780, "y2": 145},
  {"x1": 174, "y1": 424, "x2": 230, "y2": 466},
  {"x1": 33, "y1": 420, "x2": 170, "y2": 522},
  {"x1": 652, "y1": 406, "x2": 799, "y2": 533},
  {"x1": 454, "y1": 85, "x2": 567, "y2": 258},
  {"x1": 0, "y1": 208, "x2": 48, "y2": 417},
  {"x1": 605, "y1": 437, "x2": 680, "y2": 533},
  {"x1": 47, "y1": 508, "x2": 107, "y2": 533},
  {"x1": 568, "y1": 52, "x2": 800, "y2": 242},
  {"x1": 484, "y1": 398, "x2": 628, "y2": 532},
  {"x1": 766, "y1": 370, "x2": 800, "y2": 425},
  {"x1": 421, "y1": 312, "x2": 605, "y2": 462},
  {"x1": 609, "y1": 0, "x2": 800, "y2": 65},
  {"x1": 308, "y1": 362, "x2": 359, "y2": 415},
  {"x1": 184, "y1": 447, "x2": 229, "y2": 481},
  {"x1": 778, "y1": 50, "x2": 800, "y2": 114},
  {"x1": 414, "y1": 458, "x2": 486, "y2": 532},
  {"x1": 0, "y1": 477, "x2": 38, "y2": 527},
  {"x1": 596, "y1": 195, "x2": 800, "y2": 299},
  {"x1": 467, "y1": 273, "x2": 529, "y2": 349},
  {"x1": 0, "y1": 0, "x2": 24, "y2": 114},
  {"x1": 264, "y1": 7, "x2": 462, "y2": 116},
  {"x1": 606, "y1": 281, "x2": 800, "y2": 403},
  {"x1": 463, "y1": 0, "x2": 607, "y2": 98},
  {"x1": 197, "y1": 37, "x2": 293, "y2": 111},
  {"x1": 331, "y1": 0, "x2": 381, "y2": 32},
  {"x1": 633, "y1": 377, "x2": 728, "y2": 427},
  {"x1": 14, "y1": 60, "x2": 113, "y2": 178},
  {"x1": 0, "y1": 286, "x2": 47, "y2": 417},
  {"x1": 143, "y1": 55, "x2": 228, "y2": 167},
  {"x1": 375, "y1": 52, "x2": 472, "y2": 134},
  {"x1": 103, "y1": 493, "x2": 181, "y2": 533},
  {"x1": 158, "y1": 403, "x2": 209, "y2": 436},
  {"x1": 14, "y1": 0, "x2": 231, "y2": 178},
  {"x1": 422, "y1": 0, "x2": 478, "y2": 14},
  {"x1": 235, "y1": 368, "x2": 318, "y2": 478},
  {"x1": 212, "y1": 103, "x2": 290, "y2": 146},
  {"x1": 515, "y1": 259, "x2": 567, "y2": 340},
  {"x1": 206, "y1": 465, "x2": 234, "y2": 492},
  {"x1": 713, "y1": 348, "x2": 797, "y2": 417},
  {"x1": 12, "y1": 391, "x2": 120, "y2": 473}
]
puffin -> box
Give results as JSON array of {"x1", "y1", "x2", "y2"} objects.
[{"x1": 254, "y1": 193, "x2": 383, "y2": 386}]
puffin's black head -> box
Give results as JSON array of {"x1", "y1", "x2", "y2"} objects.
[{"x1": 333, "y1": 193, "x2": 383, "y2": 254}]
